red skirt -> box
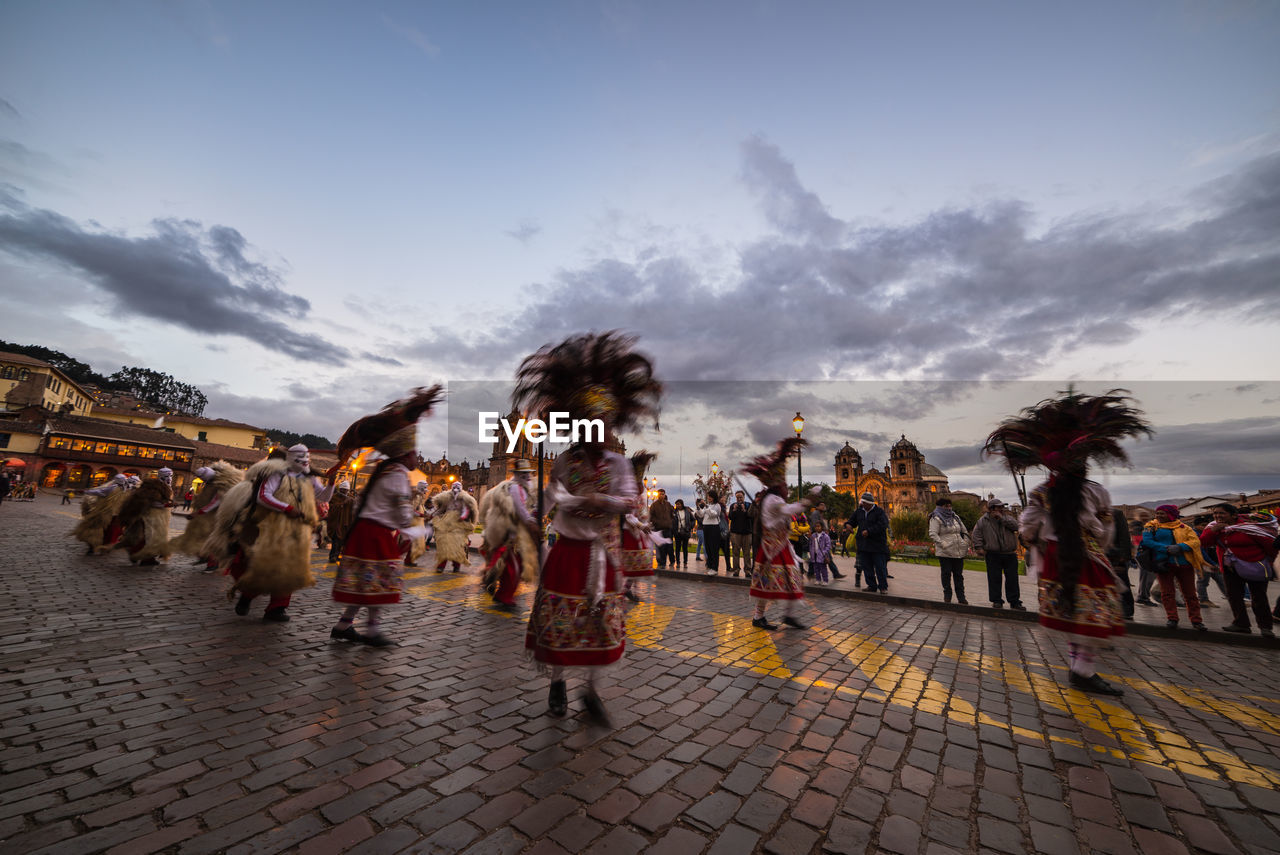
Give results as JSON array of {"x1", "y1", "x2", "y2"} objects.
[
  {"x1": 750, "y1": 544, "x2": 805, "y2": 600},
  {"x1": 525, "y1": 536, "x2": 625, "y2": 668},
  {"x1": 1036, "y1": 541, "x2": 1125, "y2": 640},
  {"x1": 333, "y1": 519, "x2": 405, "y2": 605},
  {"x1": 621, "y1": 530, "x2": 654, "y2": 578}
]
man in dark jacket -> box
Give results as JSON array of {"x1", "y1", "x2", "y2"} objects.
[
  {"x1": 728, "y1": 490, "x2": 753, "y2": 576},
  {"x1": 848, "y1": 492, "x2": 890, "y2": 592},
  {"x1": 971, "y1": 500, "x2": 1025, "y2": 610},
  {"x1": 1106, "y1": 506, "x2": 1135, "y2": 618},
  {"x1": 649, "y1": 489, "x2": 675, "y2": 568},
  {"x1": 670, "y1": 498, "x2": 694, "y2": 569}
]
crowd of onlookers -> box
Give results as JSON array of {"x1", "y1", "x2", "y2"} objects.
[{"x1": 642, "y1": 485, "x2": 1279, "y2": 638}]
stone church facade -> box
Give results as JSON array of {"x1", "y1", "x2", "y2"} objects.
[{"x1": 833, "y1": 435, "x2": 950, "y2": 514}]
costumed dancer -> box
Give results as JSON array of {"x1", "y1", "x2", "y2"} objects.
[
  {"x1": 115, "y1": 467, "x2": 175, "y2": 565},
  {"x1": 743, "y1": 438, "x2": 812, "y2": 630},
  {"x1": 984, "y1": 388, "x2": 1152, "y2": 696},
  {"x1": 405, "y1": 482, "x2": 431, "y2": 567},
  {"x1": 168, "y1": 463, "x2": 244, "y2": 569},
  {"x1": 514, "y1": 330, "x2": 662, "y2": 725},
  {"x1": 620, "y1": 451, "x2": 661, "y2": 604},
  {"x1": 326, "y1": 481, "x2": 354, "y2": 563},
  {"x1": 205, "y1": 445, "x2": 334, "y2": 622},
  {"x1": 72, "y1": 474, "x2": 130, "y2": 555},
  {"x1": 324, "y1": 386, "x2": 442, "y2": 642},
  {"x1": 479, "y1": 458, "x2": 540, "y2": 609},
  {"x1": 432, "y1": 483, "x2": 478, "y2": 573}
]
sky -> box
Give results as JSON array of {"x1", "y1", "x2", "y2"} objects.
[{"x1": 1, "y1": 0, "x2": 1278, "y2": 504}]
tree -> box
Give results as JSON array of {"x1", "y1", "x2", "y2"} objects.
[
  {"x1": 889, "y1": 509, "x2": 929, "y2": 543},
  {"x1": 0, "y1": 340, "x2": 111, "y2": 388},
  {"x1": 105, "y1": 367, "x2": 208, "y2": 417},
  {"x1": 953, "y1": 498, "x2": 982, "y2": 530},
  {"x1": 265, "y1": 429, "x2": 334, "y2": 449}
]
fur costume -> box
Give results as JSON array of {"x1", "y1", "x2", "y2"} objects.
[
  {"x1": 480, "y1": 478, "x2": 539, "y2": 586},
  {"x1": 72, "y1": 490, "x2": 128, "y2": 553},
  {"x1": 203, "y1": 458, "x2": 319, "y2": 598},
  {"x1": 407, "y1": 490, "x2": 430, "y2": 564},
  {"x1": 168, "y1": 463, "x2": 244, "y2": 557},
  {"x1": 432, "y1": 488, "x2": 478, "y2": 565},
  {"x1": 115, "y1": 480, "x2": 174, "y2": 563}
]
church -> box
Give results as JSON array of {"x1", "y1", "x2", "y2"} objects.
[{"x1": 833, "y1": 435, "x2": 951, "y2": 514}]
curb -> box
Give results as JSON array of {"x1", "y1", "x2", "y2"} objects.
[{"x1": 653, "y1": 568, "x2": 1280, "y2": 650}]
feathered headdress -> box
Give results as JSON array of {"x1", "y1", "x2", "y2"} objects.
[
  {"x1": 630, "y1": 450, "x2": 657, "y2": 480},
  {"x1": 983, "y1": 388, "x2": 1153, "y2": 475},
  {"x1": 512, "y1": 331, "x2": 662, "y2": 433},
  {"x1": 327, "y1": 385, "x2": 444, "y2": 476},
  {"x1": 741, "y1": 437, "x2": 807, "y2": 490}
]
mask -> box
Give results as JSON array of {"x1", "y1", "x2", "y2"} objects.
[{"x1": 287, "y1": 444, "x2": 310, "y2": 473}]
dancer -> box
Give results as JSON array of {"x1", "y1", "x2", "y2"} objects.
[
  {"x1": 514, "y1": 330, "x2": 662, "y2": 725},
  {"x1": 206, "y1": 445, "x2": 334, "y2": 622},
  {"x1": 479, "y1": 458, "x2": 539, "y2": 608},
  {"x1": 404, "y1": 482, "x2": 431, "y2": 567},
  {"x1": 115, "y1": 467, "x2": 174, "y2": 565},
  {"x1": 432, "y1": 482, "x2": 477, "y2": 573},
  {"x1": 985, "y1": 389, "x2": 1152, "y2": 696},
  {"x1": 743, "y1": 438, "x2": 812, "y2": 630},
  {"x1": 621, "y1": 451, "x2": 659, "y2": 603},
  {"x1": 72, "y1": 474, "x2": 130, "y2": 555},
  {"x1": 168, "y1": 463, "x2": 244, "y2": 569}
]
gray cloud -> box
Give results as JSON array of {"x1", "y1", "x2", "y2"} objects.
[
  {"x1": 505, "y1": 221, "x2": 542, "y2": 244},
  {"x1": 0, "y1": 189, "x2": 349, "y2": 365},
  {"x1": 0, "y1": 98, "x2": 18, "y2": 119}
]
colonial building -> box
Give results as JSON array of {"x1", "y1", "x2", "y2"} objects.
[
  {"x1": 833, "y1": 435, "x2": 951, "y2": 514},
  {"x1": 0, "y1": 351, "x2": 94, "y2": 417},
  {"x1": 28, "y1": 411, "x2": 197, "y2": 490},
  {"x1": 86, "y1": 403, "x2": 269, "y2": 451}
]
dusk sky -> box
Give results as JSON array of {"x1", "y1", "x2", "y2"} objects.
[{"x1": 2, "y1": 1, "x2": 1278, "y2": 503}]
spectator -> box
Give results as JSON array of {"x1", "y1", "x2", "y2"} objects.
[
  {"x1": 182, "y1": 488, "x2": 195, "y2": 511},
  {"x1": 694, "y1": 500, "x2": 706, "y2": 562},
  {"x1": 809, "y1": 520, "x2": 833, "y2": 585},
  {"x1": 789, "y1": 511, "x2": 812, "y2": 578},
  {"x1": 971, "y1": 500, "x2": 1025, "y2": 610},
  {"x1": 848, "y1": 492, "x2": 890, "y2": 593},
  {"x1": 839, "y1": 521, "x2": 853, "y2": 557},
  {"x1": 1140, "y1": 505, "x2": 1206, "y2": 630},
  {"x1": 695, "y1": 491, "x2": 725, "y2": 575},
  {"x1": 728, "y1": 490, "x2": 753, "y2": 577},
  {"x1": 928, "y1": 497, "x2": 969, "y2": 604},
  {"x1": 1107, "y1": 507, "x2": 1135, "y2": 619},
  {"x1": 1200, "y1": 503, "x2": 1278, "y2": 637},
  {"x1": 671, "y1": 499, "x2": 694, "y2": 569},
  {"x1": 649, "y1": 489, "x2": 675, "y2": 569}
]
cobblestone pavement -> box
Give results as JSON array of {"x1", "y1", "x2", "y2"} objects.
[{"x1": 3, "y1": 497, "x2": 1279, "y2": 855}]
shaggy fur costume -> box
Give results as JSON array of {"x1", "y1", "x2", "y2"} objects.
[
  {"x1": 480, "y1": 479, "x2": 539, "y2": 584},
  {"x1": 72, "y1": 490, "x2": 127, "y2": 553},
  {"x1": 432, "y1": 489, "x2": 478, "y2": 564},
  {"x1": 407, "y1": 491, "x2": 430, "y2": 563},
  {"x1": 168, "y1": 463, "x2": 244, "y2": 557},
  {"x1": 203, "y1": 459, "x2": 319, "y2": 598},
  {"x1": 115, "y1": 480, "x2": 174, "y2": 563}
]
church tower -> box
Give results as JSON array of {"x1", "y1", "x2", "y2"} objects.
[{"x1": 834, "y1": 441, "x2": 863, "y2": 493}]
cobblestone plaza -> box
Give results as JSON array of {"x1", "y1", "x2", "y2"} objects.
[{"x1": 2, "y1": 497, "x2": 1279, "y2": 854}]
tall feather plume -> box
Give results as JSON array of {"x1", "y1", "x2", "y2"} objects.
[
  {"x1": 327, "y1": 384, "x2": 445, "y2": 476},
  {"x1": 630, "y1": 450, "x2": 657, "y2": 480},
  {"x1": 983, "y1": 388, "x2": 1153, "y2": 474},
  {"x1": 741, "y1": 436, "x2": 807, "y2": 487},
  {"x1": 512, "y1": 331, "x2": 662, "y2": 433}
]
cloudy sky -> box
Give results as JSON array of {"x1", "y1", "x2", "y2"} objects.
[{"x1": 2, "y1": 1, "x2": 1278, "y2": 503}]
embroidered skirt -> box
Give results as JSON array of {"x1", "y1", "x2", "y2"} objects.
[
  {"x1": 1036, "y1": 541, "x2": 1125, "y2": 640},
  {"x1": 525, "y1": 536, "x2": 626, "y2": 668},
  {"x1": 621, "y1": 530, "x2": 654, "y2": 578},
  {"x1": 334, "y1": 519, "x2": 405, "y2": 606},
  {"x1": 750, "y1": 545, "x2": 805, "y2": 600}
]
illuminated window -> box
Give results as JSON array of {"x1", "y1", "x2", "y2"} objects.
[
  {"x1": 50, "y1": 436, "x2": 71, "y2": 449},
  {"x1": 176, "y1": 452, "x2": 192, "y2": 463},
  {"x1": 841, "y1": 468, "x2": 849, "y2": 479},
  {"x1": 18, "y1": 369, "x2": 29, "y2": 381},
  {"x1": 0, "y1": 366, "x2": 12, "y2": 379},
  {"x1": 118, "y1": 445, "x2": 137, "y2": 457}
]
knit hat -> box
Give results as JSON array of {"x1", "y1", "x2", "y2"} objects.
[
  {"x1": 1156, "y1": 504, "x2": 1180, "y2": 520},
  {"x1": 860, "y1": 492, "x2": 874, "y2": 502}
]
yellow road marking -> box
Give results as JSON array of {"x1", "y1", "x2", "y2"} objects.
[{"x1": 394, "y1": 571, "x2": 1280, "y2": 786}]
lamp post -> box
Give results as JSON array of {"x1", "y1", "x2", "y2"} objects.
[{"x1": 792, "y1": 412, "x2": 805, "y2": 500}]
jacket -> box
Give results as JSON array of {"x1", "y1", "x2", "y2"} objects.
[
  {"x1": 971, "y1": 513, "x2": 1020, "y2": 555},
  {"x1": 849, "y1": 504, "x2": 890, "y2": 554},
  {"x1": 672, "y1": 506, "x2": 694, "y2": 536},
  {"x1": 928, "y1": 513, "x2": 969, "y2": 559},
  {"x1": 649, "y1": 497, "x2": 674, "y2": 534}
]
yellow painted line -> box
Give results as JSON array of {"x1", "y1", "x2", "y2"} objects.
[
  {"x1": 1118, "y1": 677, "x2": 1280, "y2": 736},
  {"x1": 396, "y1": 574, "x2": 1280, "y2": 786},
  {"x1": 711, "y1": 614, "x2": 791, "y2": 679}
]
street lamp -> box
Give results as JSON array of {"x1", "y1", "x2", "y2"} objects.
[{"x1": 793, "y1": 412, "x2": 804, "y2": 499}]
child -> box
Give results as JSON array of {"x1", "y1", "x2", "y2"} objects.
[{"x1": 809, "y1": 521, "x2": 833, "y2": 585}]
